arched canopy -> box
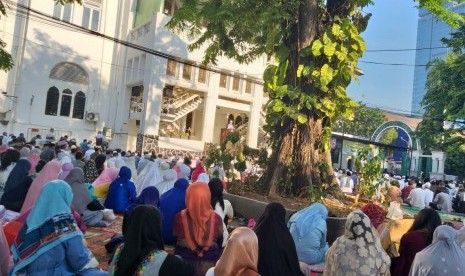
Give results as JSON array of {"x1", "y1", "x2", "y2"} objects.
[
  {"x1": 371, "y1": 120, "x2": 420, "y2": 150},
  {"x1": 49, "y1": 62, "x2": 89, "y2": 85}
]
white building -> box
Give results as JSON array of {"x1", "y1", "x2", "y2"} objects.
[{"x1": 0, "y1": 0, "x2": 267, "y2": 155}]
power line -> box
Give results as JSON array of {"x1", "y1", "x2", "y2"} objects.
[
  {"x1": 359, "y1": 60, "x2": 431, "y2": 67},
  {"x1": 365, "y1": 46, "x2": 449, "y2": 52}
]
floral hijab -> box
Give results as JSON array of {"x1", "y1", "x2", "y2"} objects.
[
  {"x1": 324, "y1": 210, "x2": 390, "y2": 276},
  {"x1": 83, "y1": 160, "x2": 100, "y2": 184}
]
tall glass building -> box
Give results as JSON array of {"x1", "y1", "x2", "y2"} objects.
[{"x1": 411, "y1": 3, "x2": 465, "y2": 114}]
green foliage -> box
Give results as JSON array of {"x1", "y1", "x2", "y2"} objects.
[
  {"x1": 379, "y1": 128, "x2": 398, "y2": 145},
  {"x1": 417, "y1": 0, "x2": 465, "y2": 28},
  {"x1": 333, "y1": 104, "x2": 387, "y2": 138},
  {"x1": 444, "y1": 145, "x2": 465, "y2": 180},
  {"x1": 354, "y1": 148, "x2": 383, "y2": 201}
]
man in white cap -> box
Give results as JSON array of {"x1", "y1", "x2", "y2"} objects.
[{"x1": 423, "y1": 181, "x2": 434, "y2": 207}]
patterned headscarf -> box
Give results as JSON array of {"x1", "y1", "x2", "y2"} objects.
[
  {"x1": 83, "y1": 160, "x2": 100, "y2": 184},
  {"x1": 324, "y1": 210, "x2": 391, "y2": 276}
]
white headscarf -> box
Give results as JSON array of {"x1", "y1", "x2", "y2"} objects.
[
  {"x1": 155, "y1": 169, "x2": 177, "y2": 196},
  {"x1": 125, "y1": 157, "x2": 138, "y2": 182},
  {"x1": 135, "y1": 161, "x2": 162, "y2": 196},
  {"x1": 410, "y1": 225, "x2": 465, "y2": 275},
  {"x1": 106, "y1": 159, "x2": 116, "y2": 168},
  {"x1": 197, "y1": 173, "x2": 210, "y2": 184},
  {"x1": 115, "y1": 159, "x2": 125, "y2": 169}
]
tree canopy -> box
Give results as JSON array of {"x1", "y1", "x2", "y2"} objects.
[{"x1": 333, "y1": 104, "x2": 386, "y2": 139}]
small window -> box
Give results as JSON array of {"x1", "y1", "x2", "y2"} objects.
[
  {"x1": 91, "y1": 10, "x2": 100, "y2": 31},
  {"x1": 72, "y1": 91, "x2": 86, "y2": 119},
  {"x1": 60, "y1": 89, "x2": 73, "y2": 117},
  {"x1": 166, "y1": 59, "x2": 177, "y2": 76},
  {"x1": 219, "y1": 73, "x2": 228, "y2": 88},
  {"x1": 245, "y1": 80, "x2": 253, "y2": 94},
  {"x1": 163, "y1": 0, "x2": 179, "y2": 16},
  {"x1": 82, "y1": 6, "x2": 100, "y2": 31},
  {"x1": 53, "y1": 4, "x2": 72, "y2": 22},
  {"x1": 182, "y1": 64, "x2": 192, "y2": 80},
  {"x1": 232, "y1": 76, "x2": 240, "y2": 91},
  {"x1": 45, "y1": 86, "x2": 59, "y2": 116},
  {"x1": 198, "y1": 68, "x2": 207, "y2": 83}
]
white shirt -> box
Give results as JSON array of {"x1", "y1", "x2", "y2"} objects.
[
  {"x1": 84, "y1": 149, "x2": 95, "y2": 161},
  {"x1": 424, "y1": 188, "x2": 434, "y2": 206},
  {"x1": 340, "y1": 176, "x2": 354, "y2": 193},
  {"x1": 409, "y1": 188, "x2": 426, "y2": 209},
  {"x1": 214, "y1": 200, "x2": 234, "y2": 247}
]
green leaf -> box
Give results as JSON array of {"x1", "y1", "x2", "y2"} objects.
[
  {"x1": 324, "y1": 42, "x2": 336, "y2": 57},
  {"x1": 331, "y1": 24, "x2": 342, "y2": 37},
  {"x1": 320, "y1": 64, "x2": 334, "y2": 87},
  {"x1": 311, "y1": 40, "x2": 323, "y2": 56},
  {"x1": 275, "y1": 45, "x2": 290, "y2": 63},
  {"x1": 297, "y1": 114, "x2": 308, "y2": 124},
  {"x1": 297, "y1": 64, "x2": 304, "y2": 78}
]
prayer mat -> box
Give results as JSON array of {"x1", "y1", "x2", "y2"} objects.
[
  {"x1": 401, "y1": 206, "x2": 464, "y2": 227},
  {"x1": 85, "y1": 215, "x2": 123, "y2": 270}
]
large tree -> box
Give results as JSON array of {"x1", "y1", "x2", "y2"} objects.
[
  {"x1": 168, "y1": 0, "x2": 464, "y2": 197},
  {"x1": 0, "y1": 0, "x2": 80, "y2": 71},
  {"x1": 333, "y1": 104, "x2": 386, "y2": 138}
]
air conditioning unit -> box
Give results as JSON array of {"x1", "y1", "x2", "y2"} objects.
[{"x1": 85, "y1": 112, "x2": 100, "y2": 122}]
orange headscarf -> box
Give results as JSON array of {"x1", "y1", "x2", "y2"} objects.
[
  {"x1": 214, "y1": 227, "x2": 259, "y2": 276},
  {"x1": 180, "y1": 182, "x2": 217, "y2": 256}
]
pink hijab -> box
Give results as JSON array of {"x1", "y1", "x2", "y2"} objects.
[
  {"x1": 27, "y1": 153, "x2": 40, "y2": 175},
  {"x1": 92, "y1": 167, "x2": 120, "y2": 188},
  {"x1": 191, "y1": 161, "x2": 205, "y2": 182},
  {"x1": 20, "y1": 160, "x2": 62, "y2": 214},
  {"x1": 0, "y1": 225, "x2": 12, "y2": 276}
]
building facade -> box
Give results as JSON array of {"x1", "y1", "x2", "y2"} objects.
[
  {"x1": 411, "y1": 2, "x2": 465, "y2": 114},
  {"x1": 0, "y1": 0, "x2": 267, "y2": 154}
]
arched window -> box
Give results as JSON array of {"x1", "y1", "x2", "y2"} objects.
[
  {"x1": 45, "y1": 86, "x2": 59, "y2": 116},
  {"x1": 50, "y1": 62, "x2": 89, "y2": 85},
  {"x1": 60, "y1": 89, "x2": 73, "y2": 117},
  {"x1": 73, "y1": 91, "x2": 86, "y2": 119}
]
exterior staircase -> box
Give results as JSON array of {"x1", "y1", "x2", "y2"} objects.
[{"x1": 160, "y1": 93, "x2": 203, "y2": 123}]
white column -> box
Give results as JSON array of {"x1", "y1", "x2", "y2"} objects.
[
  {"x1": 431, "y1": 150, "x2": 446, "y2": 174},
  {"x1": 410, "y1": 150, "x2": 422, "y2": 176},
  {"x1": 202, "y1": 72, "x2": 220, "y2": 142},
  {"x1": 247, "y1": 86, "x2": 263, "y2": 148}
]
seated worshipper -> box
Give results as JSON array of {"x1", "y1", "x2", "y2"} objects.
[
  {"x1": 339, "y1": 170, "x2": 354, "y2": 194},
  {"x1": 19, "y1": 147, "x2": 30, "y2": 160},
  {"x1": 205, "y1": 227, "x2": 259, "y2": 276},
  {"x1": 10, "y1": 181, "x2": 106, "y2": 276},
  {"x1": 58, "y1": 162, "x2": 74, "y2": 180},
  {"x1": 65, "y1": 168, "x2": 112, "y2": 227},
  {"x1": 254, "y1": 202, "x2": 303, "y2": 276},
  {"x1": 0, "y1": 159, "x2": 33, "y2": 212},
  {"x1": 409, "y1": 225, "x2": 465, "y2": 275},
  {"x1": 430, "y1": 186, "x2": 453, "y2": 212},
  {"x1": 389, "y1": 180, "x2": 402, "y2": 203},
  {"x1": 160, "y1": 178, "x2": 189, "y2": 244},
  {"x1": 83, "y1": 160, "x2": 100, "y2": 200},
  {"x1": 392, "y1": 208, "x2": 441, "y2": 276},
  {"x1": 191, "y1": 161, "x2": 205, "y2": 182},
  {"x1": 94, "y1": 154, "x2": 107, "y2": 175},
  {"x1": 177, "y1": 157, "x2": 192, "y2": 180},
  {"x1": 136, "y1": 153, "x2": 151, "y2": 175},
  {"x1": 453, "y1": 184, "x2": 465, "y2": 213},
  {"x1": 73, "y1": 151, "x2": 85, "y2": 169},
  {"x1": 287, "y1": 203, "x2": 328, "y2": 265},
  {"x1": 125, "y1": 156, "x2": 138, "y2": 182},
  {"x1": 197, "y1": 173, "x2": 210, "y2": 184},
  {"x1": 114, "y1": 159, "x2": 125, "y2": 169},
  {"x1": 360, "y1": 203, "x2": 396, "y2": 256},
  {"x1": 401, "y1": 179, "x2": 414, "y2": 202},
  {"x1": 1, "y1": 224, "x2": 13, "y2": 276},
  {"x1": 93, "y1": 166, "x2": 120, "y2": 200},
  {"x1": 173, "y1": 182, "x2": 223, "y2": 276},
  {"x1": 105, "y1": 166, "x2": 137, "y2": 214},
  {"x1": 208, "y1": 178, "x2": 234, "y2": 246},
  {"x1": 135, "y1": 161, "x2": 163, "y2": 195},
  {"x1": 407, "y1": 181, "x2": 426, "y2": 209},
  {"x1": 108, "y1": 205, "x2": 195, "y2": 276},
  {"x1": 423, "y1": 182, "x2": 434, "y2": 207},
  {"x1": 125, "y1": 186, "x2": 160, "y2": 218},
  {"x1": 155, "y1": 169, "x2": 177, "y2": 196},
  {"x1": 20, "y1": 159, "x2": 62, "y2": 214},
  {"x1": 27, "y1": 151, "x2": 40, "y2": 176},
  {"x1": 0, "y1": 149, "x2": 20, "y2": 197},
  {"x1": 324, "y1": 210, "x2": 391, "y2": 276}
]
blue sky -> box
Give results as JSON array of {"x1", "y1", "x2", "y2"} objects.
[{"x1": 347, "y1": 0, "x2": 419, "y2": 113}]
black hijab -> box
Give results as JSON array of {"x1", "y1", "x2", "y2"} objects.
[
  {"x1": 94, "y1": 154, "x2": 106, "y2": 175},
  {"x1": 0, "y1": 159, "x2": 32, "y2": 211},
  {"x1": 117, "y1": 205, "x2": 164, "y2": 276},
  {"x1": 254, "y1": 202, "x2": 303, "y2": 276},
  {"x1": 208, "y1": 178, "x2": 225, "y2": 211}
]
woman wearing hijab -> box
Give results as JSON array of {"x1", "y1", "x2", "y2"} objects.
[
  {"x1": 105, "y1": 166, "x2": 137, "y2": 214},
  {"x1": 1, "y1": 224, "x2": 13, "y2": 276},
  {"x1": 135, "y1": 161, "x2": 163, "y2": 196},
  {"x1": 191, "y1": 161, "x2": 205, "y2": 182},
  {"x1": 20, "y1": 160, "x2": 61, "y2": 214},
  {"x1": 108, "y1": 205, "x2": 194, "y2": 276},
  {"x1": 0, "y1": 159, "x2": 33, "y2": 212},
  {"x1": 58, "y1": 162, "x2": 74, "y2": 180},
  {"x1": 205, "y1": 227, "x2": 259, "y2": 276},
  {"x1": 324, "y1": 210, "x2": 391, "y2": 276},
  {"x1": 173, "y1": 182, "x2": 223, "y2": 276},
  {"x1": 10, "y1": 180, "x2": 105, "y2": 275},
  {"x1": 83, "y1": 160, "x2": 100, "y2": 199},
  {"x1": 392, "y1": 208, "x2": 441, "y2": 276},
  {"x1": 208, "y1": 178, "x2": 234, "y2": 247},
  {"x1": 93, "y1": 166, "x2": 120, "y2": 200},
  {"x1": 287, "y1": 203, "x2": 328, "y2": 265},
  {"x1": 160, "y1": 178, "x2": 189, "y2": 244},
  {"x1": 64, "y1": 168, "x2": 108, "y2": 227},
  {"x1": 125, "y1": 156, "x2": 138, "y2": 181},
  {"x1": 254, "y1": 202, "x2": 303, "y2": 276},
  {"x1": 126, "y1": 186, "x2": 160, "y2": 216},
  {"x1": 0, "y1": 149, "x2": 20, "y2": 197},
  {"x1": 27, "y1": 152, "x2": 40, "y2": 176},
  {"x1": 155, "y1": 169, "x2": 177, "y2": 196},
  {"x1": 410, "y1": 225, "x2": 465, "y2": 275},
  {"x1": 94, "y1": 154, "x2": 107, "y2": 175}
]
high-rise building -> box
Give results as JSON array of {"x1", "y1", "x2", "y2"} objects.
[{"x1": 411, "y1": 3, "x2": 465, "y2": 114}]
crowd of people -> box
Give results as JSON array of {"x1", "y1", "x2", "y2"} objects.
[{"x1": 0, "y1": 131, "x2": 465, "y2": 275}]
